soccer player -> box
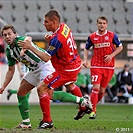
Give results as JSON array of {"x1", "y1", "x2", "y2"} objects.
[
  {"x1": 0, "y1": 24, "x2": 91, "y2": 129},
  {"x1": 18, "y1": 9, "x2": 92, "y2": 129},
  {"x1": 0, "y1": 24, "x2": 55, "y2": 128},
  {"x1": 74, "y1": 16, "x2": 123, "y2": 120}
]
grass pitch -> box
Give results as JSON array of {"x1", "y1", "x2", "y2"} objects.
[{"x1": 0, "y1": 103, "x2": 133, "y2": 133}]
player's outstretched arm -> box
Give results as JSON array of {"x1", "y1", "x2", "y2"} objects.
[
  {"x1": 83, "y1": 48, "x2": 89, "y2": 68},
  {"x1": 0, "y1": 66, "x2": 15, "y2": 94}
]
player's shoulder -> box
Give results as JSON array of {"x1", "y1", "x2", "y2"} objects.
[
  {"x1": 89, "y1": 31, "x2": 97, "y2": 39},
  {"x1": 107, "y1": 30, "x2": 115, "y2": 36},
  {"x1": 16, "y1": 36, "x2": 26, "y2": 41},
  {"x1": 57, "y1": 23, "x2": 71, "y2": 41}
]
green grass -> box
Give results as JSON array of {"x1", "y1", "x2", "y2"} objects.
[{"x1": 0, "y1": 104, "x2": 133, "y2": 133}]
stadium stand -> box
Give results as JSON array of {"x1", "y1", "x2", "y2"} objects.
[{"x1": 0, "y1": 0, "x2": 132, "y2": 36}]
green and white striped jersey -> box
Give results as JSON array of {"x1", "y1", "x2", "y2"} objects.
[{"x1": 6, "y1": 36, "x2": 45, "y2": 71}]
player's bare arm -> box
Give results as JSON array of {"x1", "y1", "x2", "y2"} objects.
[
  {"x1": 18, "y1": 40, "x2": 51, "y2": 62},
  {"x1": 83, "y1": 48, "x2": 89, "y2": 68},
  {"x1": 0, "y1": 66, "x2": 15, "y2": 94}
]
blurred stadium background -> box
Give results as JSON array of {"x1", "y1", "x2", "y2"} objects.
[{"x1": 0, "y1": 0, "x2": 133, "y2": 104}]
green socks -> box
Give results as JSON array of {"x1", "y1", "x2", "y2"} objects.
[
  {"x1": 10, "y1": 90, "x2": 17, "y2": 94},
  {"x1": 17, "y1": 95, "x2": 30, "y2": 125},
  {"x1": 52, "y1": 91, "x2": 84, "y2": 104}
]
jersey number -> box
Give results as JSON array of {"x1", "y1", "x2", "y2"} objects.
[
  {"x1": 91, "y1": 75, "x2": 98, "y2": 82},
  {"x1": 67, "y1": 32, "x2": 77, "y2": 56}
]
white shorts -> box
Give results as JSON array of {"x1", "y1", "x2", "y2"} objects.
[{"x1": 23, "y1": 60, "x2": 55, "y2": 87}]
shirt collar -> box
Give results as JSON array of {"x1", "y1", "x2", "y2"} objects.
[{"x1": 96, "y1": 30, "x2": 107, "y2": 36}]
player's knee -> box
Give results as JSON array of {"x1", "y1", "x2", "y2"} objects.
[
  {"x1": 37, "y1": 82, "x2": 48, "y2": 95},
  {"x1": 93, "y1": 84, "x2": 100, "y2": 89},
  {"x1": 17, "y1": 90, "x2": 27, "y2": 96},
  {"x1": 66, "y1": 83, "x2": 75, "y2": 91}
]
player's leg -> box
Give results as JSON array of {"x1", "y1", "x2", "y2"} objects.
[
  {"x1": 38, "y1": 83, "x2": 92, "y2": 126},
  {"x1": 69, "y1": 84, "x2": 83, "y2": 97},
  {"x1": 16, "y1": 79, "x2": 34, "y2": 128},
  {"x1": 16, "y1": 71, "x2": 39, "y2": 129},
  {"x1": 89, "y1": 68, "x2": 104, "y2": 119},
  {"x1": 66, "y1": 69, "x2": 83, "y2": 97},
  {"x1": 7, "y1": 89, "x2": 31, "y2": 100},
  {"x1": 37, "y1": 81, "x2": 53, "y2": 129},
  {"x1": 98, "y1": 69, "x2": 114, "y2": 102},
  {"x1": 36, "y1": 63, "x2": 55, "y2": 129},
  {"x1": 90, "y1": 69, "x2": 114, "y2": 119},
  {"x1": 7, "y1": 89, "x2": 17, "y2": 100},
  {"x1": 55, "y1": 71, "x2": 92, "y2": 114},
  {"x1": 89, "y1": 84, "x2": 100, "y2": 119},
  {"x1": 26, "y1": 91, "x2": 31, "y2": 100},
  {"x1": 74, "y1": 68, "x2": 102, "y2": 120},
  {"x1": 52, "y1": 91, "x2": 92, "y2": 107},
  {"x1": 64, "y1": 71, "x2": 91, "y2": 114},
  {"x1": 37, "y1": 70, "x2": 92, "y2": 129}
]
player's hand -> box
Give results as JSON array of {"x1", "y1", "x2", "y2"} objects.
[
  {"x1": 25, "y1": 36, "x2": 32, "y2": 41},
  {"x1": 44, "y1": 34, "x2": 51, "y2": 42},
  {"x1": 104, "y1": 54, "x2": 113, "y2": 63},
  {"x1": 18, "y1": 40, "x2": 32, "y2": 49},
  {"x1": 0, "y1": 87, "x2": 5, "y2": 94}
]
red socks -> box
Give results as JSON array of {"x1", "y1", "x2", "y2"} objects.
[
  {"x1": 70, "y1": 84, "x2": 82, "y2": 97},
  {"x1": 39, "y1": 93, "x2": 52, "y2": 122},
  {"x1": 69, "y1": 84, "x2": 87, "y2": 111},
  {"x1": 90, "y1": 88, "x2": 99, "y2": 113}
]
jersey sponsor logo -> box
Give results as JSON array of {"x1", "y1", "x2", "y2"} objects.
[
  {"x1": 94, "y1": 42, "x2": 110, "y2": 48},
  {"x1": 61, "y1": 24, "x2": 70, "y2": 38},
  {"x1": 21, "y1": 59, "x2": 30, "y2": 66}
]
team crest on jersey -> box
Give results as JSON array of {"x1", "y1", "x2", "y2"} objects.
[
  {"x1": 48, "y1": 46, "x2": 56, "y2": 51},
  {"x1": 105, "y1": 36, "x2": 109, "y2": 40},
  {"x1": 48, "y1": 74, "x2": 53, "y2": 79}
]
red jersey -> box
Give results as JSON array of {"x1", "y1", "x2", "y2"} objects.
[
  {"x1": 85, "y1": 30, "x2": 122, "y2": 68},
  {"x1": 47, "y1": 23, "x2": 81, "y2": 72}
]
